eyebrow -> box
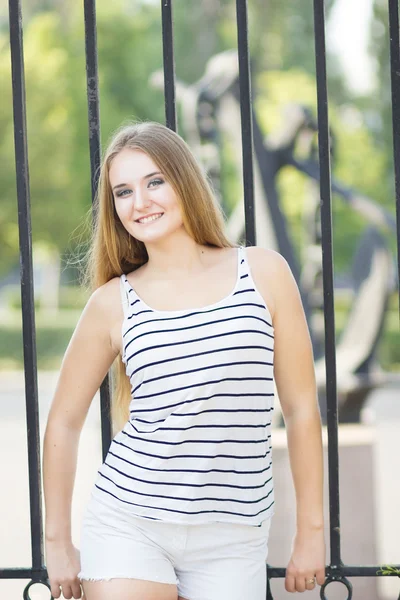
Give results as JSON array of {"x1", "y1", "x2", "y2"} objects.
[{"x1": 112, "y1": 172, "x2": 162, "y2": 192}]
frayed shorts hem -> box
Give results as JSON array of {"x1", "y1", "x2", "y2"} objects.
[{"x1": 78, "y1": 573, "x2": 179, "y2": 585}]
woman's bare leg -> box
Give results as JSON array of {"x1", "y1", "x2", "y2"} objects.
[{"x1": 82, "y1": 578, "x2": 178, "y2": 600}]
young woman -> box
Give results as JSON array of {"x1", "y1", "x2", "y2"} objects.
[{"x1": 43, "y1": 121, "x2": 325, "y2": 600}]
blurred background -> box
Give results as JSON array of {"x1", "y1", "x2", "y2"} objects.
[
  {"x1": 0, "y1": 0, "x2": 399, "y2": 598},
  {"x1": 0, "y1": 0, "x2": 399, "y2": 372}
]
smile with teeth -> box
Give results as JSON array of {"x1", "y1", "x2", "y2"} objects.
[{"x1": 136, "y1": 213, "x2": 164, "y2": 224}]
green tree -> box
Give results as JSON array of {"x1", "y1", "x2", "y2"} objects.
[
  {"x1": 0, "y1": 5, "x2": 166, "y2": 277},
  {"x1": 2, "y1": 0, "x2": 382, "y2": 280},
  {"x1": 368, "y1": 0, "x2": 394, "y2": 180}
]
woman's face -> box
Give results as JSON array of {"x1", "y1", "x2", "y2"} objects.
[{"x1": 109, "y1": 148, "x2": 184, "y2": 243}]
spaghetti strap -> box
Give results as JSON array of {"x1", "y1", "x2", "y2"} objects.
[
  {"x1": 120, "y1": 274, "x2": 129, "y2": 318},
  {"x1": 238, "y1": 245, "x2": 245, "y2": 268}
]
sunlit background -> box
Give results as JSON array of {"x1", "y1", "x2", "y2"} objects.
[{"x1": 0, "y1": 1, "x2": 399, "y2": 598}]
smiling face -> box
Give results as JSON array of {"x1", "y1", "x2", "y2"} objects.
[{"x1": 109, "y1": 148, "x2": 185, "y2": 244}]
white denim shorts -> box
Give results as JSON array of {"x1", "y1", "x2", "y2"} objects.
[{"x1": 78, "y1": 493, "x2": 272, "y2": 600}]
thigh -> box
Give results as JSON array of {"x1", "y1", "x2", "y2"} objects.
[
  {"x1": 82, "y1": 578, "x2": 177, "y2": 600},
  {"x1": 177, "y1": 519, "x2": 271, "y2": 600},
  {"x1": 79, "y1": 495, "x2": 179, "y2": 591}
]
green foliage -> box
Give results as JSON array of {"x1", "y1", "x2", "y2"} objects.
[
  {"x1": 363, "y1": 1, "x2": 395, "y2": 205},
  {"x1": 5, "y1": 284, "x2": 88, "y2": 311},
  {"x1": 377, "y1": 565, "x2": 400, "y2": 577},
  {"x1": 0, "y1": 322, "x2": 73, "y2": 370},
  {"x1": 0, "y1": 5, "x2": 166, "y2": 277},
  {"x1": 1, "y1": 0, "x2": 397, "y2": 284}
]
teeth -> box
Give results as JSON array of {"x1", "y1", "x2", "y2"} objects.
[{"x1": 137, "y1": 213, "x2": 163, "y2": 224}]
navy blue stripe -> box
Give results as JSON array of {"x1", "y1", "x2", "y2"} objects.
[
  {"x1": 124, "y1": 312, "x2": 273, "y2": 352},
  {"x1": 176, "y1": 407, "x2": 272, "y2": 416},
  {"x1": 234, "y1": 288, "x2": 259, "y2": 296},
  {"x1": 104, "y1": 461, "x2": 273, "y2": 490},
  {"x1": 133, "y1": 408, "x2": 272, "y2": 425},
  {"x1": 126, "y1": 295, "x2": 140, "y2": 309},
  {"x1": 95, "y1": 484, "x2": 274, "y2": 518},
  {"x1": 134, "y1": 376, "x2": 273, "y2": 401},
  {"x1": 130, "y1": 391, "x2": 274, "y2": 414},
  {"x1": 126, "y1": 301, "x2": 272, "y2": 327},
  {"x1": 113, "y1": 438, "x2": 271, "y2": 461},
  {"x1": 132, "y1": 308, "x2": 154, "y2": 318},
  {"x1": 108, "y1": 449, "x2": 272, "y2": 475},
  {"x1": 127, "y1": 329, "x2": 273, "y2": 362},
  {"x1": 129, "y1": 421, "x2": 272, "y2": 434},
  {"x1": 132, "y1": 409, "x2": 271, "y2": 426},
  {"x1": 128, "y1": 345, "x2": 273, "y2": 379},
  {"x1": 132, "y1": 360, "x2": 273, "y2": 394},
  {"x1": 98, "y1": 471, "x2": 273, "y2": 504},
  {"x1": 122, "y1": 427, "x2": 268, "y2": 446}
]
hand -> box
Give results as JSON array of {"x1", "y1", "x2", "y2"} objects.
[
  {"x1": 285, "y1": 527, "x2": 326, "y2": 593},
  {"x1": 45, "y1": 539, "x2": 83, "y2": 599}
]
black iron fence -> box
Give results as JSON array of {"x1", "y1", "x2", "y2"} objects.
[{"x1": 3, "y1": 0, "x2": 400, "y2": 598}]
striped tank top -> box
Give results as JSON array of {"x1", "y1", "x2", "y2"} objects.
[{"x1": 92, "y1": 245, "x2": 275, "y2": 526}]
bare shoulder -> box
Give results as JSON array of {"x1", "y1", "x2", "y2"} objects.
[
  {"x1": 90, "y1": 276, "x2": 125, "y2": 354},
  {"x1": 90, "y1": 276, "x2": 122, "y2": 313},
  {"x1": 45, "y1": 277, "x2": 124, "y2": 430},
  {"x1": 82, "y1": 277, "x2": 119, "y2": 325},
  {"x1": 245, "y1": 245, "x2": 290, "y2": 273},
  {"x1": 245, "y1": 246, "x2": 296, "y2": 320}
]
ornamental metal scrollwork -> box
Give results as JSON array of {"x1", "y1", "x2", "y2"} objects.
[
  {"x1": 23, "y1": 579, "x2": 52, "y2": 600},
  {"x1": 320, "y1": 574, "x2": 353, "y2": 600}
]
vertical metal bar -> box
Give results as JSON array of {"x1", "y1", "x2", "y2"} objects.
[
  {"x1": 161, "y1": 0, "x2": 177, "y2": 131},
  {"x1": 388, "y1": 0, "x2": 400, "y2": 314},
  {"x1": 8, "y1": 0, "x2": 44, "y2": 572},
  {"x1": 83, "y1": 0, "x2": 101, "y2": 201},
  {"x1": 83, "y1": 0, "x2": 112, "y2": 459},
  {"x1": 236, "y1": 0, "x2": 256, "y2": 246},
  {"x1": 313, "y1": 0, "x2": 341, "y2": 566}
]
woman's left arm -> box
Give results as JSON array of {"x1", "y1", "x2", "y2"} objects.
[{"x1": 254, "y1": 247, "x2": 326, "y2": 593}]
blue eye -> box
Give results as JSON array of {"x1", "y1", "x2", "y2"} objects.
[
  {"x1": 116, "y1": 189, "x2": 131, "y2": 197},
  {"x1": 148, "y1": 178, "x2": 164, "y2": 188}
]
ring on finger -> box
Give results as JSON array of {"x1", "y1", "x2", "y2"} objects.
[{"x1": 306, "y1": 577, "x2": 316, "y2": 585}]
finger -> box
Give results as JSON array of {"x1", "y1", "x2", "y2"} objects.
[
  {"x1": 316, "y1": 567, "x2": 326, "y2": 585},
  {"x1": 305, "y1": 576, "x2": 316, "y2": 591},
  {"x1": 50, "y1": 586, "x2": 61, "y2": 599},
  {"x1": 61, "y1": 585, "x2": 73, "y2": 600},
  {"x1": 295, "y1": 576, "x2": 306, "y2": 592},
  {"x1": 285, "y1": 573, "x2": 296, "y2": 593},
  {"x1": 71, "y1": 581, "x2": 83, "y2": 599}
]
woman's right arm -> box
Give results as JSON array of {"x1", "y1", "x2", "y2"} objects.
[{"x1": 43, "y1": 281, "x2": 120, "y2": 597}]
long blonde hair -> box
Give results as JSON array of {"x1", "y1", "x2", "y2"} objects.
[{"x1": 82, "y1": 121, "x2": 236, "y2": 432}]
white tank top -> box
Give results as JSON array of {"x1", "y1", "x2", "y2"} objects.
[{"x1": 91, "y1": 245, "x2": 275, "y2": 526}]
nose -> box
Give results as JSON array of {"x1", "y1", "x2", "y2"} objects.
[{"x1": 132, "y1": 185, "x2": 151, "y2": 212}]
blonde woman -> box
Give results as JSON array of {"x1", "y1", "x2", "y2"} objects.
[{"x1": 43, "y1": 121, "x2": 325, "y2": 600}]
